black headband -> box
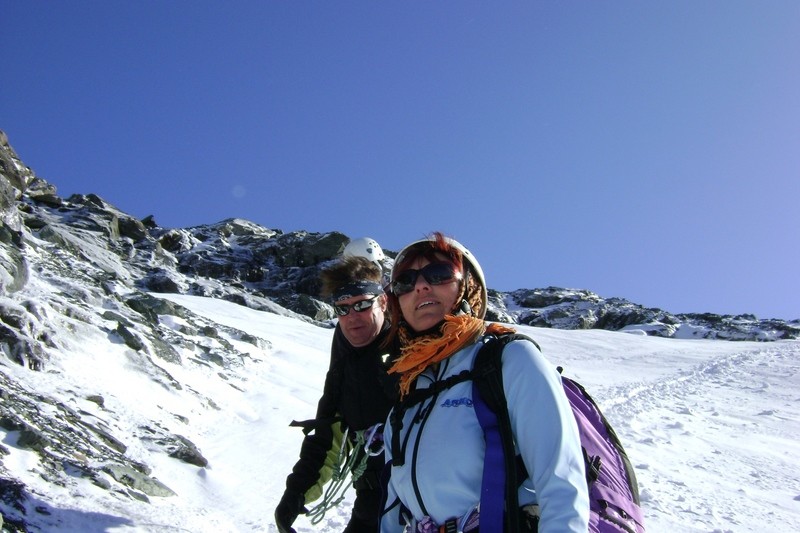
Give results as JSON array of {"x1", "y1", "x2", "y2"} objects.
[{"x1": 332, "y1": 281, "x2": 384, "y2": 303}]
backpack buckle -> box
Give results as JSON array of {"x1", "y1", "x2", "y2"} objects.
[{"x1": 438, "y1": 518, "x2": 458, "y2": 533}]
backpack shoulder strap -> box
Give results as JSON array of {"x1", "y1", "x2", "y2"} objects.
[
  {"x1": 473, "y1": 333, "x2": 539, "y2": 411},
  {"x1": 471, "y1": 333, "x2": 538, "y2": 533}
]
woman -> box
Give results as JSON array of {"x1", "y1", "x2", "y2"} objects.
[{"x1": 379, "y1": 232, "x2": 589, "y2": 532}]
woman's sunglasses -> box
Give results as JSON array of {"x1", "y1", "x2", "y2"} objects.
[
  {"x1": 333, "y1": 295, "x2": 380, "y2": 317},
  {"x1": 391, "y1": 262, "x2": 461, "y2": 296}
]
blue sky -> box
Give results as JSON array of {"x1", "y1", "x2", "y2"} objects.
[{"x1": 2, "y1": 2, "x2": 798, "y2": 320}]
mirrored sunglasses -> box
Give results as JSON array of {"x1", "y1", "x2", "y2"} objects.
[
  {"x1": 333, "y1": 295, "x2": 379, "y2": 317},
  {"x1": 391, "y1": 262, "x2": 460, "y2": 296}
]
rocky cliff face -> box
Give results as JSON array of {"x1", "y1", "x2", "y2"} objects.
[
  {"x1": 0, "y1": 129, "x2": 797, "y2": 529},
  {"x1": 3, "y1": 129, "x2": 797, "y2": 347}
]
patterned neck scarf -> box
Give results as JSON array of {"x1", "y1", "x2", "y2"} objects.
[{"x1": 388, "y1": 315, "x2": 516, "y2": 398}]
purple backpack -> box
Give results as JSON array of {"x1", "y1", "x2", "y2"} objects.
[{"x1": 472, "y1": 334, "x2": 646, "y2": 532}]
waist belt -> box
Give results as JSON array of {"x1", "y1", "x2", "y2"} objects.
[
  {"x1": 415, "y1": 508, "x2": 479, "y2": 533},
  {"x1": 414, "y1": 504, "x2": 538, "y2": 533}
]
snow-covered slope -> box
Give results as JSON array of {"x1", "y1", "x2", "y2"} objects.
[{"x1": 5, "y1": 293, "x2": 798, "y2": 532}]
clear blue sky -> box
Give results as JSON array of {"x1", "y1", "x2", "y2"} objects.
[{"x1": 2, "y1": 2, "x2": 798, "y2": 320}]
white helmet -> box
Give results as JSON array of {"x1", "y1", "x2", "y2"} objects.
[
  {"x1": 343, "y1": 237, "x2": 386, "y2": 264},
  {"x1": 392, "y1": 234, "x2": 487, "y2": 319}
]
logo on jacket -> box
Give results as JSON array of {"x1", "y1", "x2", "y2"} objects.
[{"x1": 441, "y1": 397, "x2": 473, "y2": 408}]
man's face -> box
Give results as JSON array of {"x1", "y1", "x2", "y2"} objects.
[{"x1": 335, "y1": 293, "x2": 387, "y2": 347}]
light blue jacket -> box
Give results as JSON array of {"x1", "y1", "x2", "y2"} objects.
[{"x1": 380, "y1": 336, "x2": 589, "y2": 532}]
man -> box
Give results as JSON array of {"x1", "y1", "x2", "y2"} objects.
[{"x1": 275, "y1": 256, "x2": 397, "y2": 533}]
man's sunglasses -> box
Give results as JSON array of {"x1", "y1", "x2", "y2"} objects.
[
  {"x1": 333, "y1": 295, "x2": 380, "y2": 317},
  {"x1": 391, "y1": 262, "x2": 461, "y2": 296}
]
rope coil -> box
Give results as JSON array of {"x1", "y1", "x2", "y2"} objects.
[{"x1": 306, "y1": 424, "x2": 384, "y2": 525}]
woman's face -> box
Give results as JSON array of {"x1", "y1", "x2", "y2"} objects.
[{"x1": 396, "y1": 254, "x2": 462, "y2": 332}]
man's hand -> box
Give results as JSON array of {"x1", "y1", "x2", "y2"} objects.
[{"x1": 275, "y1": 491, "x2": 306, "y2": 533}]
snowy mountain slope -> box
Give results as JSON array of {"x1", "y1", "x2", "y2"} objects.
[{"x1": 3, "y1": 291, "x2": 799, "y2": 532}]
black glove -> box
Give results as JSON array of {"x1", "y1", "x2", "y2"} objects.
[{"x1": 275, "y1": 490, "x2": 306, "y2": 533}]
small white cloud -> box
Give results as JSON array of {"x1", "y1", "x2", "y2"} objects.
[{"x1": 231, "y1": 185, "x2": 246, "y2": 198}]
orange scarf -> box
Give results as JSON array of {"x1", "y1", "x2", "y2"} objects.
[{"x1": 388, "y1": 315, "x2": 516, "y2": 398}]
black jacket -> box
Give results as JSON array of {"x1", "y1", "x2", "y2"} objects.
[{"x1": 285, "y1": 324, "x2": 398, "y2": 497}]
